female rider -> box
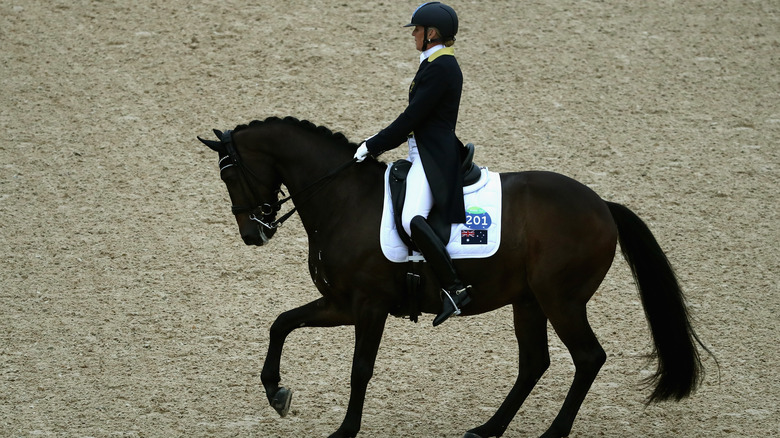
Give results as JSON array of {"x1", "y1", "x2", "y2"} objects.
[{"x1": 353, "y1": 2, "x2": 471, "y2": 326}]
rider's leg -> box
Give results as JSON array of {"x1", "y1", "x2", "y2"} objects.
[
  {"x1": 401, "y1": 156, "x2": 471, "y2": 327},
  {"x1": 401, "y1": 156, "x2": 433, "y2": 236},
  {"x1": 409, "y1": 215, "x2": 472, "y2": 326}
]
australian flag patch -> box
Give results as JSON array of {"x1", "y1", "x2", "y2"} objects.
[{"x1": 461, "y1": 229, "x2": 488, "y2": 245}]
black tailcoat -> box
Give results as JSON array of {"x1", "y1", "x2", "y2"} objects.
[{"x1": 366, "y1": 47, "x2": 466, "y2": 223}]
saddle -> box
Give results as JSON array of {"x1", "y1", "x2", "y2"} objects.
[{"x1": 388, "y1": 143, "x2": 482, "y2": 249}]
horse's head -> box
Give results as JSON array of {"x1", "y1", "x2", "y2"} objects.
[{"x1": 199, "y1": 129, "x2": 282, "y2": 246}]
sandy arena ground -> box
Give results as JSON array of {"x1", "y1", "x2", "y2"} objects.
[{"x1": 1, "y1": 1, "x2": 778, "y2": 437}]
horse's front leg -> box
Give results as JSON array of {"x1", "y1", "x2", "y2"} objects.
[
  {"x1": 261, "y1": 297, "x2": 353, "y2": 417},
  {"x1": 330, "y1": 303, "x2": 389, "y2": 438}
]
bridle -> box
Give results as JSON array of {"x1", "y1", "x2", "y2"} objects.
[
  {"x1": 219, "y1": 154, "x2": 289, "y2": 230},
  {"x1": 207, "y1": 129, "x2": 356, "y2": 234}
]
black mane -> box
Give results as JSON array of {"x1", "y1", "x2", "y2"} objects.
[{"x1": 234, "y1": 116, "x2": 357, "y2": 149}]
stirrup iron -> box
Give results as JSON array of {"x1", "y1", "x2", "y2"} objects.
[
  {"x1": 442, "y1": 285, "x2": 471, "y2": 316},
  {"x1": 441, "y1": 287, "x2": 468, "y2": 316},
  {"x1": 441, "y1": 289, "x2": 463, "y2": 316}
]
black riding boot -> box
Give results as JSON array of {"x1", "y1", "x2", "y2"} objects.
[{"x1": 409, "y1": 215, "x2": 472, "y2": 326}]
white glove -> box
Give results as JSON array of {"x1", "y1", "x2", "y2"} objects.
[{"x1": 354, "y1": 142, "x2": 370, "y2": 162}]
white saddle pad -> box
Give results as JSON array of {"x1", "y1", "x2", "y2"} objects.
[{"x1": 380, "y1": 164, "x2": 502, "y2": 263}]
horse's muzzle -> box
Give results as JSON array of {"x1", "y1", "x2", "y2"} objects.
[{"x1": 242, "y1": 223, "x2": 276, "y2": 246}]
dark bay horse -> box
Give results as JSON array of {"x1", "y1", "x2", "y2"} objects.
[{"x1": 198, "y1": 116, "x2": 709, "y2": 438}]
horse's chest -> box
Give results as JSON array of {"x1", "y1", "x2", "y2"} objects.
[{"x1": 308, "y1": 248, "x2": 333, "y2": 293}]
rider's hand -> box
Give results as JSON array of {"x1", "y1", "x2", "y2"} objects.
[{"x1": 354, "y1": 142, "x2": 370, "y2": 162}]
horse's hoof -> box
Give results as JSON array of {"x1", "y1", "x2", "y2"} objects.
[
  {"x1": 271, "y1": 387, "x2": 293, "y2": 417},
  {"x1": 463, "y1": 433, "x2": 483, "y2": 438}
]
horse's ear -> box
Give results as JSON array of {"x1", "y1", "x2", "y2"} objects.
[
  {"x1": 213, "y1": 129, "x2": 223, "y2": 140},
  {"x1": 198, "y1": 136, "x2": 224, "y2": 153}
]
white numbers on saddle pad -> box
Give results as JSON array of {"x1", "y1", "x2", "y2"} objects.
[{"x1": 465, "y1": 206, "x2": 491, "y2": 230}]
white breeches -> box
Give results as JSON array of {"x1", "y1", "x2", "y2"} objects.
[{"x1": 402, "y1": 137, "x2": 434, "y2": 236}]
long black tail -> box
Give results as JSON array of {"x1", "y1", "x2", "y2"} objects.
[{"x1": 606, "y1": 201, "x2": 710, "y2": 403}]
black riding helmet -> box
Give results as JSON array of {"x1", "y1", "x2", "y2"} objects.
[{"x1": 404, "y1": 2, "x2": 458, "y2": 50}]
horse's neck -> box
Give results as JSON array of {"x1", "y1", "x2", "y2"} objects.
[
  {"x1": 270, "y1": 132, "x2": 352, "y2": 192},
  {"x1": 261, "y1": 129, "x2": 384, "y2": 232}
]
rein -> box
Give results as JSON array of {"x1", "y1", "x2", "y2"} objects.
[
  {"x1": 219, "y1": 130, "x2": 357, "y2": 230},
  {"x1": 267, "y1": 157, "x2": 357, "y2": 227}
]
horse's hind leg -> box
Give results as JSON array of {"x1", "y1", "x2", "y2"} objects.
[
  {"x1": 466, "y1": 298, "x2": 550, "y2": 438},
  {"x1": 541, "y1": 305, "x2": 606, "y2": 438},
  {"x1": 260, "y1": 297, "x2": 353, "y2": 417}
]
